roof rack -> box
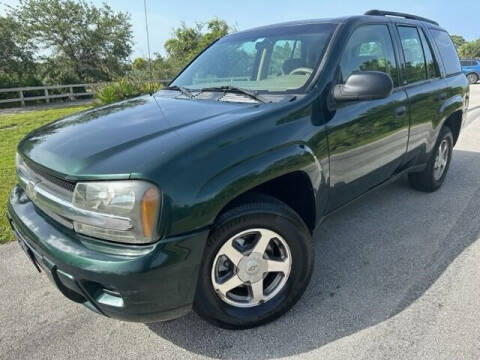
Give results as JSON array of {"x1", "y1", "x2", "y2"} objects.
[{"x1": 364, "y1": 10, "x2": 439, "y2": 26}]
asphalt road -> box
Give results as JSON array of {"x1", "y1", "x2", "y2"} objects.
[{"x1": 2, "y1": 86, "x2": 480, "y2": 360}]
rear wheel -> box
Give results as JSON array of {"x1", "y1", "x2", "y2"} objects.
[
  {"x1": 194, "y1": 194, "x2": 313, "y2": 329},
  {"x1": 408, "y1": 126, "x2": 453, "y2": 192},
  {"x1": 467, "y1": 73, "x2": 478, "y2": 84}
]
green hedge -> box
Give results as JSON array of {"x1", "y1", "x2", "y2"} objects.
[{"x1": 95, "y1": 79, "x2": 163, "y2": 105}]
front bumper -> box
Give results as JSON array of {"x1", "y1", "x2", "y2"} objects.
[{"x1": 7, "y1": 185, "x2": 209, "y2": 323}]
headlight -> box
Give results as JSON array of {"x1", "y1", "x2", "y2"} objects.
[
  {"x1": 15, "y1": 152, "x2": 28, "y2": 177},
  {"x1": 72, "y1": 181, "x2": 161, "y2": 244}
]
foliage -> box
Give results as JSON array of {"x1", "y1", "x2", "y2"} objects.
[
  {"x1": 451, "y1": 35, "x2": 467, "y2": 49},
  {"x1": 156, "y1": 18, "x2": 233, "y2": 80},
  {"x1": 9, "y1": 0, "x2": 133, "y2": 84},
  {"x1": 123, "y1": 19, "x2": 233, "y2": 88},
  {"x1": 1, "y1": 7, "x2": 233, "y2": 94},
  {"x1": 0, "y1": 16, "x2": 38, "y2": 88},
  {"x1": 458, "y1": 40, "x2": 480, "y2": 59},
  {"x1": 0, "y1": 104, "x2": 92, "y2": 243},
  {"x1": 95, "y1": 79, "x2": 163, "y2": 105},
  {"x1": 132, "y1": 57, "x2": 149, "y2": 72},
  {"x1": 450, "y1": 34, "x2": 480, "y2": 59}
]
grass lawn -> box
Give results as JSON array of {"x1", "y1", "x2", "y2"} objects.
[{"x1": 0, "y1": 105, "x2": 92, "y2": 244}]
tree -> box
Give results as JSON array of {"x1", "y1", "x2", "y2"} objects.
[
  {"x1": 458, "y1": 40, "x2": 480, "y2": 58},
  {"x1": 10, "y1": 0, "x2": 133, "y2": 83},
  {"x1": 162, "y1": 18, "x2": 233, "y2": 78},
  {"x1": 0, "y1": 16, "x2": 38, "y2": 87},
  {"x1": 132, "y1": 57, "x2": 149, "y2": 71},
  {"x1": 450, "y1": 35, "x2": 466, "y2": 49}
]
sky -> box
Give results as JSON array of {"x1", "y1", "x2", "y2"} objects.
[{"x1": 1, "y1": 0, "x2": 480, "y2": 59}]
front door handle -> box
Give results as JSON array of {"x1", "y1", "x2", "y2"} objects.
[{"x1": 394, "y1": 105, "x2": 406, "y2": 118}]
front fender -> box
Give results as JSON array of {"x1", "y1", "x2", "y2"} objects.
[{"x1": 192, "y1": 143, "x2": 323, "y2": 232}]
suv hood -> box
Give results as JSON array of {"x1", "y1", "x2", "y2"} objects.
[{"x1": 18, "y1": 94, "x2": 259, "y2": 178}]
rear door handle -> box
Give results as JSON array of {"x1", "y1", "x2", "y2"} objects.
[{"x1": 395, "y1": 105, "x2": 406, "y2": 118}]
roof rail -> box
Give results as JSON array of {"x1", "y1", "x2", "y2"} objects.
[{"x1": 364, "y1": 10, "x2": 439, "y2": 26}]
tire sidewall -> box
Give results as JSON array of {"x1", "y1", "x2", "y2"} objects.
[{"x1": 194, "y1": 211, "x2": 313, "y2": 329}]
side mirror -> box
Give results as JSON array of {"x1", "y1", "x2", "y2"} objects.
[{"x1": 333, "y1": 71, "x2": 393, "y2": 102}]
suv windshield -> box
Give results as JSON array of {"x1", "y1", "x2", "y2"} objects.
[{"x1": 171, "y1": 23, "x2": 337, "y2": 93}]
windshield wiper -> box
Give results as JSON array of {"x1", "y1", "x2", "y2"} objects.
[
  {"x1": 165, "y1": 85, "x2": 194, "y2": 99},
  {"x1": 199, "y1": 86, "x2": 270, "y2": 103}
]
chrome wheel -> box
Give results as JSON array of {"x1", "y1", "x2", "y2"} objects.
[
  {"x1": 211, "y1": 228, "x2": 292, "y2": 308},
  {"x1": 433, "y1": 139, "x2": 449, "y2": 181}
]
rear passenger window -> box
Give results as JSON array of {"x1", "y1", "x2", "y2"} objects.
[
  {"x1": 430, "y1": 30, "x2": 461, "y2": 75},
  {"x1": 398, "y1": 26, "x2": 427, "y2": 83},
  {"x1": 419, "y1": 29, "x2": 439, "y2": 78},
  {"x1": 339, "y1": 24, "x2": 399, "y2": 87}
]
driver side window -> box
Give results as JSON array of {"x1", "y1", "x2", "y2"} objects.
[{"x1": 340, "y1": 25, "x2": 399, "y2": 87}]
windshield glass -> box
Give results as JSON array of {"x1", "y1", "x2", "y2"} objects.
[{"x1": 171, "y1": 23, "x2": 337, "y2": 93}]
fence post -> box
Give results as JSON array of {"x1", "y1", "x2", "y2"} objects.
[
  {"x1": 69, "y1": 86, "x2": 75, "y2": 101},
  {"x1": 19, "y1": 90, "x2": 25, "y2": 107},
  {"x1": 44, "y1": 89, "x2": 50, "y2": 103}
]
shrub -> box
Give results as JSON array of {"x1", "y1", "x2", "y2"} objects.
[{"x1": 95, "y1": 79, "x2": 163, "y2": 105}]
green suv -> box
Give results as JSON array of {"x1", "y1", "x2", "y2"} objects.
[{"x1": 7, "y1": 10, "x2": 468, "y2": 329}]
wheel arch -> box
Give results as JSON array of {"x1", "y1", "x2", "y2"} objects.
[
  {"x1": 218, "y1": 171, "x2": 318, "y2": 233},
  {"x1": 443, "y1": 109, "x2": 463, "y2": 146},
  {"x1": 198, "y1": 144, "x2": 324, "y2": 234}
]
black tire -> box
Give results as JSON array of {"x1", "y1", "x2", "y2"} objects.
[
  {"x1": 408, "y1": 126, "x2": 454, "y2": 192},
  {"x1": 467, "y1": 73, "x2": 478, "y2": 84},
  {"x1": 193, "y1": 194, "x2": 314, "y2": 329}
]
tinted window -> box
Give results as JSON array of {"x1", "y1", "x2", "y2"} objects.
[
  {"x1": 460, "y1": 60, "x2": 468, "y2": 66},
  {"x1": 431, "y1": 30, "x2": 461, "y2": 75},
  {"x1": 419, "y1": 29, "x2": 439, "y2": 78},
  {"x1": 340, "y1": 25, "x2": 398, "y2": 86},
  {"x1": 398, "y1": 26, "x2": 427, "y2": 83}
]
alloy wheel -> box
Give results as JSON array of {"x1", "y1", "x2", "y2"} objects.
[
  {"x1": 210, "y1": 228, "x2": 292, "y2": 308},
  {"x1": 433, "y1": 139, "x2": 449, "y2": 181}
]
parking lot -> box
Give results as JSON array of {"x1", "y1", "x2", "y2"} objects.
[{"x1": 1, "y1": 86, "x2": 480, "y2": 360}]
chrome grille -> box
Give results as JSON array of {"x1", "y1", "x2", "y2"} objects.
[{"x1": 15, "y1": 154, "x2": 133, "y2": 233}]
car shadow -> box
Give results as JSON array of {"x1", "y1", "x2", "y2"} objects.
[{"x1": 147, "y1": 149, "x2": 480, "y2": 359}]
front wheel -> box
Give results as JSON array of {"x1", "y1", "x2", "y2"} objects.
[
  {"x1": 193, "y1": 195, "x2": 313, "y2": 329},
  {"x1": 408, "y1": 126, "x2": 453, "y2": 192}
]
